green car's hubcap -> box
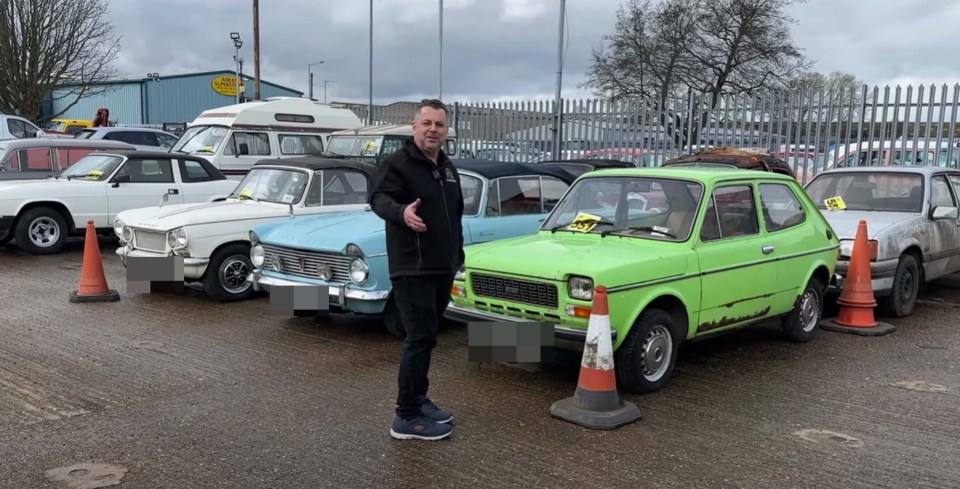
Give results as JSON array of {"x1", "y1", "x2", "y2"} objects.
[
  {"x1": 800, "y1": 289, "x2": 820, "y2": 332},
  {"x1": 642, "y1": 325, "x2": 672, "y2": 381}
]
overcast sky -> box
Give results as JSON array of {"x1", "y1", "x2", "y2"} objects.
[{"x1": 105, "y1": 0, "x2": 960, "y2": 105}]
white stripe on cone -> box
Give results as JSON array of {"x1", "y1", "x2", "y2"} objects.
[{"x1": 582, "y1": 305, "x2": 615, "y2": 371}]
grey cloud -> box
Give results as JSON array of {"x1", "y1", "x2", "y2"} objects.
[{"x1": 102, "y1": 0, "x2": 960, "y2": 106}]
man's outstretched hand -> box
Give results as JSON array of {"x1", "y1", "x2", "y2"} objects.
[{"x1": 404, "y1": 198, "x2": 427, "y2": 232}]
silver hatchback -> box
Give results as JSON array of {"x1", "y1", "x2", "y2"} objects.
[{"x1": 805, "y1": 166, "x2": 960, "y2": 317}]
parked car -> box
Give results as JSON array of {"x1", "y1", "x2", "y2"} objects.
[
  {"x1": 114, "y1": 157, "x2": 377, "y2": 301},
  {"x1": 74, "y1": 127, "x2": 180, "y2": 151},
  {"x1": 0, "y1": 115, "x2": 54, "y2": 141},
  {"x1": 246, "y1": 159, "x2": 578, "y2": 337},
  {"x1": 804, "y1": 166, "x2": 960, "y2": 317},
  {"x1": 535, "y1": 158, "x2": 635, "y2": 178},
  {"x1": 580, "y1": 148, "x2": 666, "y2": 167},
  {"x1": 0, "y1": 150, "x2": 238, "y2": 254},
  {"x1": 662, "y1": 147, "x2": 797, "y2": 179},
  {"x1": 45, "y1": 118, "x2": 93, "y2": 137},
  {"x1": 445, "y1": 167, "x2": 839, "y2": 394},
  {"x1": 0, "y1": 139, "x2": 136, "y2": 181}
]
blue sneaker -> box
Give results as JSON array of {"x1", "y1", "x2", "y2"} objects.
[
  {"x1": 421, "y1": 398, "x2": 453, "y2": 424},
  {"x1": 390, "y1": 414, "x2": 453, "y2": 440}
]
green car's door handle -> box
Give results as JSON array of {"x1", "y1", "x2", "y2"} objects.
[{"x1": 762, "y1": 245, "x2": 775, "y2": 255}]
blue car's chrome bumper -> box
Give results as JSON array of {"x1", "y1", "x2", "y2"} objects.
[{"x1": 247, "y1": 269, "x2": 389, "y2": 314}]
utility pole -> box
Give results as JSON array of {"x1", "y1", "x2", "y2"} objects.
[
  {"x1": 308, "y1": 61, "x2": 324, "y2": 100},
  {"x1": 230, "y1": 32, "x2": 243, "y2": 105},
  {"x1": 439, "y1": 0, "x2": 443, "y2": 99},
  {"x1": 368, "y1": 0, "x2": 374, "y2": 124},
  {"x1": 253, "y1": 0, "x2": 261, "y2": 100},
  {"x1": 552, "y1": 0, "x2": 566, "y2": 159}
]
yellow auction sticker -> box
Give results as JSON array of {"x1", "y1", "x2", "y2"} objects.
[
  {"x1": 87, "y1": 170, "x2": 103, "y2": 178},
  {"x1": 566, "y1": 212, "x2": 603, "y2": 233},
  {"x1": 824, "y1": 196, "x2": 846, "y2": 210},
  {"x1": 238, "y1": 188, "x2": 252, "y2": 198}
]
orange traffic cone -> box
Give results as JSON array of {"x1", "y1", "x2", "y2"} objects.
[
  {"x1": 821, "y1": 220, "x2": 894, "y2": 336},
  {"x1": 69, "y1": 220, "x2": 120, "y2": 303},
  {"x1": 549, "y1": 285, "x2": 642, "y2": 429}
]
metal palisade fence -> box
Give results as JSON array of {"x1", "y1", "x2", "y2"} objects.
[{"x1": 364, "y1": 84, "x2": 960, "y2": 184}]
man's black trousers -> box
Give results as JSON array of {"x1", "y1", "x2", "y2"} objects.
[{"x1": 392, "y1": 273, "x2": 455, "y2": 419}]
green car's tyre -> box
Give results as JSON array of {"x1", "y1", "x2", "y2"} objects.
[
  {"x1": 781, "y1": 278, "x2": 823, "y2": 343},
  {"x1": 615, "y1": 308, "x2": 679, "y2": 394}
]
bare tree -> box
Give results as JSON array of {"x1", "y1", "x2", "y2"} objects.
[
  {"x1": 0, "y1": 0, "x2": 121, "y2": 123},
  {"x1": 583, "y1": 0, "x2": 811, "y2": 148},
  {"x1": 784, "y1": 71, "x2": 863, "y2": 123}
]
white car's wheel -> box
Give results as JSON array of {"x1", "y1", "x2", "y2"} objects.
[
  {"x1": 14, "y1": 207, "x2": 68, "y2": 255},
  {"x1": 202, "y1": 243, "x2": 254, "y2": 302}
]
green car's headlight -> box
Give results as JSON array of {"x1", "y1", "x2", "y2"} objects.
[{"x1": 568, "y1": 276, "x2": 594, "y2": 301}]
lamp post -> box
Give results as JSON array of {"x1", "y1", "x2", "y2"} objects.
[
  {"x1": 551, "y1": 0, "x2": 566, "y2": 159},
  {"x1": 323, "y1": 80, "x2": 338, "y2": 104},
  {"x1": 230, "y1": 32, "x2": 243, "y2": 104},
  {"x1": 439, "y1": 0, "x2": 443, "y2": 99},
  {"x1": 307, "y1": 61, "x2": 325, "y2": 100}
]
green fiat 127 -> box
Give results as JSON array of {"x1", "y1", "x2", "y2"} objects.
[{"x1": 445, "y1": 167, "x2": 840, "y2": 394}]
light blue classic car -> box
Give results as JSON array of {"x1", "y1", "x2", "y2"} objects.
[{"x1": 246, "y1": 159, "x2": 577, "y2": 335}]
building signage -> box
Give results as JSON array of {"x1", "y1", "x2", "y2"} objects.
[{"x1": 211, "y1": 75, "x2": 244, "y2": 97}]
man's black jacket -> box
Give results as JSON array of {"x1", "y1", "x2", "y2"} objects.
[{"x1": 369, "y1": 138, "x2": 464, "y2": 279}]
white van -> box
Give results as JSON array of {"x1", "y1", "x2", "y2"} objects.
[
  {"x1": 325, "y1": 124, "x2": 459, "y2": 166},
  {"x1": 171, "y1": 97, "x2": 365, "y2": 178}
]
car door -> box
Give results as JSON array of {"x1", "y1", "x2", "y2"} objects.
[
  {"x1": 946, "y1": 173, "x2": 960, "y2": 272},
  {"x1": 467, "y1": 175, "x2": 565, "y2": 244},
  {"x1": 928, "y1": 173, "x2": 960, "y2": 277},
  {"x1": 107, "y1": 157, "x2": 184, "y2": 221},
  {"x1": 693, "y1": 183, "x2": 778, "y2": 334},
  {"x1": 757, "y1": 181, "x2": 816, "y2": 315}
]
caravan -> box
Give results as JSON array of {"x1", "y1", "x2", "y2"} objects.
[
  {"x1": 171, "y1": 97, "x2": 364, "y2": 178},
  {"x1": 325, "y1": 124, "x2": 459, "y2": 166}
]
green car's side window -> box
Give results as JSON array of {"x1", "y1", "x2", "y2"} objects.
[
  {"x1": 700, "y1": 185, "x2": 759, "y2": 241},
  {"x1": 758, "y1": 183, "x2": 806, "y2": 232}
]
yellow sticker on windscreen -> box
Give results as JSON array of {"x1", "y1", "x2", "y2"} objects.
[
  {"x1": 238, "y1": 188, "x2": 252, "y2": 198},
  {"x1": 87, "y1": 170, "x2": 103, "y2": 178},
  {"x1": 566, "y1": 212, "x2": 603, "y2": 233},
  {"x1": 824, "y1": 196, "x2": 846, "y2": 210}
]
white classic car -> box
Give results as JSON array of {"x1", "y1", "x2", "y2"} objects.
[
  {"x1": 805, "y1": 165, "x2": 960, "y2": 317},
  {"x1": 114, "y1": 157, "x2": 377, "y2": 301},
  {"x1": 0, "y1": 150, "x2": 238, "y2": 254}
]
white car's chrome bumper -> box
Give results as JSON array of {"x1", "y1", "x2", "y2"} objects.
[{"x1": 115, "y1": 245, "x2": 210, "y2": 279}]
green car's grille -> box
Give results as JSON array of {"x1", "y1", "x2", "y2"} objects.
[{"x1": 471, "y1": 273, "x2": 558, "y2": 309}]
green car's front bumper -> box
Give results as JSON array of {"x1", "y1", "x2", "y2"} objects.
[{"x1": 444, "y1": 301, "x2": 617, "y2": 346}]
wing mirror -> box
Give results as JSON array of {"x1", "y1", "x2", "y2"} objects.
[
  {"x1": 111, "y1": 174, "x2": 131, "y2": 187},
  {"x1": 931, "y1": 206, "x2": 959, "y2": 220}
]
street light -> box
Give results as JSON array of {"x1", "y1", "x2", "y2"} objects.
[
  {"x1": 230, "y1": 32, "x2": 243, "y2": 104},
  {"x1": 307, "y1": 61, "x2": 325, "y2": 100},
  {"x1": 323, "y1": 80, "x2": 338, "y2": 104}
]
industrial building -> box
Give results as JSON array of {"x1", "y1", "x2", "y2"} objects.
[{"x1": 41, "y1": 70, "x2": 303, "y2": 129}]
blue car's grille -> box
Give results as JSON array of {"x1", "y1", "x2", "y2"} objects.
[
  {"x1": 471, "y1": 273, "x2": 558, "y2": 308},
  {"x1": 262, "y1": 245, "x2": 352, "y2": 282}
]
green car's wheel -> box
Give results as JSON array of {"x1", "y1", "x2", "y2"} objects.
[
  {"x1": 781, "y1": 278, "x2": 823, "y2": 343},
  {"x1": 615, "y1": 308, "x2": 679, "y2": 394}
]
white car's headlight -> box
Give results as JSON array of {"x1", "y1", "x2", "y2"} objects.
[
  {"x1": 251, "y1": 244, "x2": 265, "y2": 267},
  {"x1": 568, "y1": 276, "x2": 594, "y2": 301},
  {"x1": 122, "y1": 226, "x2": 133, "y2": 243},
  {"x1": 349, "y1": 257, "x2": 369, "y2": 284},
  {"x1": 113, "y1": 218, "x2": 124, "y2": 238},
  {"x1": 167, "y1": 228, "x2": 188, "y2": 249}
]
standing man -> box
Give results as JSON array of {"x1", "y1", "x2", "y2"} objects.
[{"x1": 370, "y1": 99, "x2": 464, "y2": 441}]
